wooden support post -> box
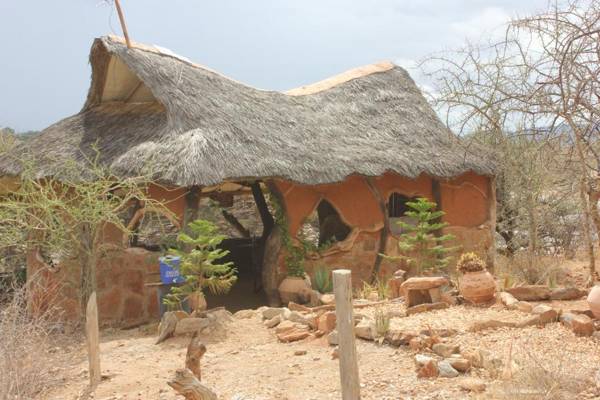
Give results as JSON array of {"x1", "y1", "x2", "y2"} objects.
[
  {"x1": 114, "y1": 0, "x2": 132, "y2": 48},
  {"x1": 333, "y1": 270, "x2": 361, "y2": 400},
  {"x1": 185, "y1": 332, "x2": 207, "y2": 380},
  {"x1": 86, "y1": 292, "x2": 101, "y2": 387}
]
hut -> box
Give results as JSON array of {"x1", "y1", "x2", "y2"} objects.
[{"x1": 0, "y1": 36, "x2": 495, "y2": 325}]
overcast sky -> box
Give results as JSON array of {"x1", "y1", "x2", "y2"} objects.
[{"x1": 0, "y1": 0, "x2": 549, "y2": 132}]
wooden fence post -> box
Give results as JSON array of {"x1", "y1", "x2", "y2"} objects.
[
  {"x1": 333, "y1": 269, "x2": 361, "y2": 400},
  {"x1": 86, "y1": 291, "x2": 101, "y2": 387}
]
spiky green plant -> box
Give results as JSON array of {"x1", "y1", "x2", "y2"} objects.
[
  {"x1": 313, "y1": 265, "x2": 333, "y2": 293},
  {"x1": 387, "y1": 197, "x2": 456, "y2": 274},
  {"x1": 163, "y1": 220, "x2": 237, "y2": 309}
]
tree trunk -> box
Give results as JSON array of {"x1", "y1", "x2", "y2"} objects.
[
  {"x1": 185, "y1": 332, "x2": 206, "y2": 380},
  {"x1": 580, "y1": 180, "x2": 597, "y2": 285}
]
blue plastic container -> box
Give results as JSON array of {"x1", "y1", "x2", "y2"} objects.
[{"x1": 159, "y1": 255, "x2": 185, "y2": 284}]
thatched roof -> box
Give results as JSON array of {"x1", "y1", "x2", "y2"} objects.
[{"x1": 0, "y1": 36, "x2": 494, "y2": 186}]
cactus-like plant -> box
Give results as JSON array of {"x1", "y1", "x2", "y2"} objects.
[{"x1": 456, "y1": 252, "x2": 486, "y2": 274}]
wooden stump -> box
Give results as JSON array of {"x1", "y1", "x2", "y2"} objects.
[
  {"x1": 168, "y1": 369, "x2": 217, "y2": 400},
  {"x1": 186, "y1": 332, "x2": 207, "y2": 380},
  {"x1": 333, "y1": 270, "x2": 361, "y2": 400},
  {"x1": 86, "y1": 292, "x2": 101, "y2": 387}
]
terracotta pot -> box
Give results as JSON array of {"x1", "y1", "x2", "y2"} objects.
[
  {"x1": 588, "y1": 285, "x2": 600, "y2": 319},
  {"x1": 459, "y1": 270, "x2": 496, "y2": 304},
  {"x1": 188, "y1": 292, "x2": 207, "y2": 312},
  {"x1": 278, "y1": 277, "x2": 310, "y2": 305}
]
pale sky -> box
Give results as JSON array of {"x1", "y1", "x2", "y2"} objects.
[{"x1": 0, "y1": 0, "x2": 549, "y2": 132}]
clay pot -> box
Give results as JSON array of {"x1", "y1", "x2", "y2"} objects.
[
  {"x1": 459, "y1": 270, "x2": 496, "y2": 304},
  {"x1": 278, "y1": 277, "x2": 310, "y2": 305},
  {"x1": 188, "y1": 292, "x2": 207, "y2": 312},
  {"x1": 588, "y1": 285, "x2": 600, "y2": 318}
]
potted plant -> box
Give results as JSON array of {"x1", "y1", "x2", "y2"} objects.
[
  {"x1": 588, "y1": 284, "x2": 600, "y2": 318},
  {"x1": 456, "y1": 252, "x2": 496, "y2": 304},
  {"x1": 278, "y1": 245, "x2": 311, "y2": 305},
  {"x1": 163, "y1": 219, "x2": 237, "y2": 312}
]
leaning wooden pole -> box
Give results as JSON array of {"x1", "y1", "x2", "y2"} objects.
[
  {"x1": 114, "y1": 0, "x2": 132, "y2": 48},
  {"x1": 333, "y1": 269, "x2": 361, "y2": 400},
  {"x1": 86, "y1": 292, "x2": 101, "y2": 387}
]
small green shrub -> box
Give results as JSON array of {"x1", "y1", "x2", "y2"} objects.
[
  {"x1": 163, "y1": 219, "x2": 237, "y2": 309},
  {"x1": 374, "y1": 307, "x2": 390, "y2": 343},
  {"x1": 313, "y1": 265, "x2": 333, "y2": 293}
]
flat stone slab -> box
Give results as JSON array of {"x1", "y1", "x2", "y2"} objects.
[
  {"x1": 506, "y1": 285, "x2": 551, "y2": 301},
  {"x1": 401, "y1": 277, "x2": 449, "y2": 291}
]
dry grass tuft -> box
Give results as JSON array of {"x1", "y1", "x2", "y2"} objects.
[
  {"x1": 496, "y1": 253, "x2": 567, "y2": 288},
  {"x1": 487, "y1": 349, "x2": 590, "y2": 400},
  {"x1": 0, "y1": 282, "x2": 75, "y2": 399}
]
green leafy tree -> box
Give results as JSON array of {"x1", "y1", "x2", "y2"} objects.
[
  {"x1": 163, "y1": 220, "x2": 237, "y2": 309},
  {"x1": 389, "y1": 197, "x2": 456, "y2": 274}
]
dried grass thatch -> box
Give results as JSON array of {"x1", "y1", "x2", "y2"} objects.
[{"x1": 0, "y1": 36, "x2": 494, "y2": 186}]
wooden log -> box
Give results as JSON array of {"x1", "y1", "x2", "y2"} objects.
[
  {"x1": 156, "y1": 311, "x2": 178, "y2": 344},
  {"x1": 168, "y1": 369, "x2": 217, "y2": 400},
  {"x1": 86, "y1": 292, "x2": 101, "y2": 387},
  {"x1": 186, "y1": 332, "x2": 207, "y2": 380},
  {"x1": 333, "y1": 270, "x2": 361, "y2": 400}
]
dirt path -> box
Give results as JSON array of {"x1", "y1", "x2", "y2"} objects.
[{"x1": 42, "y1": 302, "x2": 600, "y2": 400}]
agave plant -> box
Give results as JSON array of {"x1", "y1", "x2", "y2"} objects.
[{"x1": 313, "y1": 265, "x2": 333, "y2": 293}]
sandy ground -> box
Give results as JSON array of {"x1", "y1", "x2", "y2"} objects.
[{"x1": 40, "y1": 298, "x2": 600, "y2": 400}]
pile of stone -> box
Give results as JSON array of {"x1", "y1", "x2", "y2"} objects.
[
  {"x1": 472, "y1": 286, "x2": 596, "y2": 336},
  {"x1": 157, "y1": 308, "x2": 233, "y2": 343},
  {"x1": 256, "y1": 303, "x2": 338, "y2": 343}
]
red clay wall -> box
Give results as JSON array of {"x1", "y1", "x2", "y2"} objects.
[{"x1": 273, "y1": 171, "x2": 495, "y2": 286}]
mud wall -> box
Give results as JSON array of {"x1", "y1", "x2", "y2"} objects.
[{"x1": 271, "y1": 171, "x2": 495, "y2": 288}]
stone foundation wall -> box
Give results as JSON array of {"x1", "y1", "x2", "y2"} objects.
[{"x1": 27, "y1": 247, "x2": 161, "y2": 327}]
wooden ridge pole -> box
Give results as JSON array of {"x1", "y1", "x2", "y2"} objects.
[
  {"x1": 114, "y1": 0, "x2": 132, "y2": 48},
  {"x1": 333, "y1": 269, "x2": 361, "y2": 400}
]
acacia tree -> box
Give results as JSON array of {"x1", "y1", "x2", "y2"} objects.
[
  {"x1": 0, "y1": 155, "x2": 172, "y2": 316},
  {"x1": 422, "y1": 0, "x2": 600, "y2": 284}
]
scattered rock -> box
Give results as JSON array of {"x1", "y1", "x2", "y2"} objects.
[
  {"x1": 550, "y1": 287, "x2": 586, "y2": 300},
  {"x1": 401, "y1": 276, "x2": 449, "y2": 291},
  {"x1": 366, "y1": 292, "x2": 380, "y2": 302},
  {"x1": 532, "y1": 304, "x2": 559, "y2": 325},
  {"x1": 287, "y1": 311, "x2": 316, "y2": 328},
  {"x1": 317, "y1": 311, "x2": 337, "y2": 333},
  {"x1": 516, "y1": 315, "x2": 541, "y2": 328},
  {"x1": 461, "y1": 350, "x2": 483, "y2": 368},
  {"x1": 234, "y1": 309, "x2": 255, "y2": 319},
  {"x1": 174, "y1": 310, "x2": 190, "y2": 320},
  {"x1": 262, "y1": 307, "x2": 286, "y2": 320},
  {"x1": 571, "y1": 309, "x2": 595, "y2": 319},
  {"x1": 448, "y1": 357, "x2": 471, "y2": 372},
  {"x1": 469, "y1": 319, "x2": 516, "y2": 332},
  {"x1": 288, "y1": 302, "x2": 311, "y2": 312},
  {"x1": 420, "y1": 328, "x2": 457, "y2": 338},
  {"x1": 560, "y1": 312, "x2": 594, "y2": 336},
  {"x1": 499, "y1": 292, "x2": 519, "y2": 308},
  {"x1": 331, "y1": 347, "x2": 339, "y2": 360},
  {"x1": 385, "y1": 330, "x2": 418, "y2": 347},
  {"x1": 480, "y1": 349, "x2": 503, "y2": 375},
  {"x1": 207, "y1": 309, "x2": 233, "y2": 324},
  {"x1": 354, "y1": 318, "x2": 375, "y2": 340},
  {"x1": 277, "y1": 327, "x2": 311, "y2": 343},
  {"x1": 320, "y1": 293, "x2": 335, "y2": 305},
  {"x1": 264, "y1": 315, "x2": 281, "y2": 328},
  {"x1": 406, "y1": 302, "x2": 448, "y2": 316},
  {"x1": 432, "y1": 343, "x2": 460, "y2": 358},
  {"x1": 327, "y1": 330, "x2": 339, "y2": 346},
  {"x1": 459, "y1": 378, "x2": 486, "y2": 393},
  {"x1": 514, "y1": 301, "x2": 533, "y2": 313},
  {"x1": 438, "y1": 360, "x2": 459, "y2": 378},
  {"x1": 417, "y1": 360, "x2": 439, "y2": 379},
  {"x1": 174, "y1": 318, "x2": 210, "y2": 336},
  {"x1": 440, "y1": 291, "x2": 458, "y2": 306},
  {"x1": 415, "y1": 354, "x2": 434, "y2": 366},
  {"x1": 506, "y1": 285, "x2": 550, "y2": 301},
  {"x1": 409, "y1": 337, "x2": 424, "y2": 351},
  {"x1": 275, "y1": 320, "x2": 296, "y2": 335},
  {"x1": 294, "y1": 350, "x2": 307, "y2": 356}
]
